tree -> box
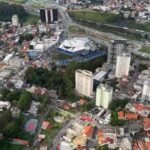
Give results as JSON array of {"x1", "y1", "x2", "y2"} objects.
[
  {"x1": 0, "y1": 110, "x2": 12, "y2": 132},
  {"x1": 19, "y1": 33, "x2": 34, "y2": 44},
  {"x1": 38, "y1": 103, "x2": 45, "y2": 114},
  {"x1": 62, "y1": 76, "x2": 73, "y2": 98},
  {"x1": 109, "y1": 99, "x2": 128, "y2": 111},
  {"x1": 0, "y1": 2, "x2": 27, "y2": 22},
  {"x1": 4, "y1": 121, "x2": 20, "y2": 137},
  {"x1": 6, "y1": 90, "x2": 20, "y2": 102},
  {"x1": 111, "y1": 111, "x2": 125, "y2": 126},
  {"x1": 81, "y1": 101, "x2": 95, "y2": 112},
  {"x1": 17, "y1": 91, "x2": 32, "y2": 111},
  {"x1": 96, "y1": 145, "x2": 109, "y2": 150},
  {"x1": 0, "y1": 88, "x2": 10, "y2": 100},
  {"x1": 43, "y1": 96, "x2": 49, "y2": 104},
  {"x1": 138, "y1": 63, "x2": 148, "y2": 72}
]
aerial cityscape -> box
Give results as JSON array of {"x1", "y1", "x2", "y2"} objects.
[{"x1": 0, "y1": 0, "x2": 150, "y2": 150}]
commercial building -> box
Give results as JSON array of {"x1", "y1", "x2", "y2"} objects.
[
  {"x1": 142, "y1": 79, "x2": 150, "y2": 101},
  {"x1": 96, "y1": 84, "x2": 113, "y2": 109},
  {"x1": 107, "y1": 40, "x2": 127, "y2": 64},
  {"x1": 115, "y1": 53, "x2": 131, "y2": 78},
  {"x1": 12, "y1": 15, "x2": 19, "y2": 26},
  {"x1": 40, "y1": 8, "x2": 58, "y2": 24},
  {"x1": 75, "y1": 69, "x2": 93, "y2": 97},
  {"x1": 59, "y1": 37, "x2": 94, "y2": 55}
]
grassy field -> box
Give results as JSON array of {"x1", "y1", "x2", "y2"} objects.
[
  {"x1": 69, "y1": 10, "x2": 150, "y2": 32},
  {"x1": 128, "y1": 22, "x2": 150, "y2": 32},
  {"x1": 68, "y1": 10, "x2": 119, "y2": 24},
  {"x1": 11, "y1": 0, "x2": 27, "y2": 4},
  {"x1": 0, "y1": 141, "x2": 24, "y2": 150},
  {"x1": 68, "y1": 25, "x2": 86, "y2": 34},
  {"x1": 0, "y1": 0, "x2": 27, "y2": 4},
  {"x1": 139, "y1": 46, "x2": 150, "y2": 54}
]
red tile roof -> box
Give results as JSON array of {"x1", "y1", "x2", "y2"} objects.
[
  {"x1": 83, "y1": 125, "x2": 94, "y2": 137},
  {"x1": 41, "y1": 121, "x2": 50, "y2": 130},
  {"x1": 80, "y1": 115, "x2": 93, "y2": 122},
  {"x1": 138, "y1": 140, "x2": 150, "y2": 150},
  {"x1": 63, "y1": 104, "x2": 71, "y2": 110},
  {"x1": 147, "y1": 132, "x2": 150, "y2": 138},
  {"x1": 79, "y1": 99, "x2": 86, "y2": 105},
  {"x1": 118, "y1": 111, "x2": 125, "y2": 120},
  {"x1": 145, "y1": 141, "x2": 150, "y2": 150},
  {"x1": 133, "y1": 142, "x2": 140, "y2": 150},
  {"x1": 133, "y1": 103, "x2": 144, "y2": 112},
  {"x1": 76, "y1": 146, "x2": 87, "y2": 150},
  {"x1": 143, "y1": 118, "x2": 150, "y2": 131},
  {"x1": 138, "y1": 141, "x2": 146, "y2": 150},
  {"x1": 98, "y1": 130, "x2": 113, "y2": 145},
  {"x1": 133, "y1": 103, "x2": 150, "y2": 112},
  {"x1": 126, "y1": 113, "x2": 138, "y2": 120}
]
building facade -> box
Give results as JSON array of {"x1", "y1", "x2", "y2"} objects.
[
  {"x1": 40, "y1": 8, "x2": 58, "y2": 24},
  {"x1": 142, "y1": 79, "x2": 150, "y2": 101},
  {"x1": 96, "y1": 84, "x2": 113, "y2": 109},
  {"x1": 115, "y1": 53, "x2": 131, "y2": 78},
  {"x1": 12, "y1": 15, "x2": 19, "y2": 26},
  {"x1": 107, "y1": 40, "x2": 128, "y2": 64},
  {"x1": 75, "y1": 69, "x2": 93, "y2": 97}
]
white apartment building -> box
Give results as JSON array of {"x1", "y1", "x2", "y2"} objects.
[
  {"x1": 12, "y1": 15, "x2": 19, "y2": 27},
  {"x1": 115, "y1": 53, "x2": 131, "y2": 78},
  {"x1": 96, "y1": 84, "x2": 113, "y2": 109},
  {"x1": 75, "y1": 69, "x2": 93, "y2": 97},
  {"x1": 142, "y1": 79, "x2": 150, "y2": 101}
]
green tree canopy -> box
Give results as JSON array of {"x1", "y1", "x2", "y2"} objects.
[
  {"x1": 17, "y1": 91, "x2": 32, "y2": 111},
  {"x1": 0, "y1": 110, "x2": 12, "y2": 132},
  {"x1": 0, "y1": 2, "x2": 27, "y2": 22},
  {"x1": 4, "y1": 121, "x2": 20, "y2": 137}
]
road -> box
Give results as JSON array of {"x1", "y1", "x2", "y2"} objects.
[
  {"x1": 31, "y1": 106, "x2": 51, "y2": 149},
  {"x1": 49, "y1": 117, "x2": 78, "y2": 150}
]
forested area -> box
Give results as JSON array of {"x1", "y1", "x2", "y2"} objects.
[{"x1": 0, "y1": 2, "x2": 27, "y2": 21}]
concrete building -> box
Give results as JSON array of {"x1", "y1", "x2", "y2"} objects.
[
  {"x1": 115, "y1": 53, "x2": 131, "y2": 78},
  {"x1": 107, "y1": 40, "x2": 127, "y2": 64},
  {"x1": 96, "y1": 84, "x2": 113, "y2": 109},
  {"x1": 142, "y1": 79, "x2": 150, "y2": 101},
  {"x1": 75, "y1": 69, "x2": 93, "y2": 97},
  {"x1": 12, "y1": 15, "x2": 19, "y2": 27}
]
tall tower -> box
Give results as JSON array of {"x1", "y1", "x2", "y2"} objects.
[
  {"x1": 142, "y1": 79, "x2": 150, "y2": 101},
  {"x1": 96, "y1": 84, "x2": 113, "y2": 109},
  {"x1": 115, "y1": 53, "x2": 131, "y2": 78},
  {"x1": 75, "y1": 69, "x2": 93, "y2": 97},
  {"x1": 107, "y1": 40, "x2": 127, "y2": 65}
]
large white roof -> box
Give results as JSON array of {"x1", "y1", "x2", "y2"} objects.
[{"x1": 59, "y1": 37, "x2": 92, "y2": 52}]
